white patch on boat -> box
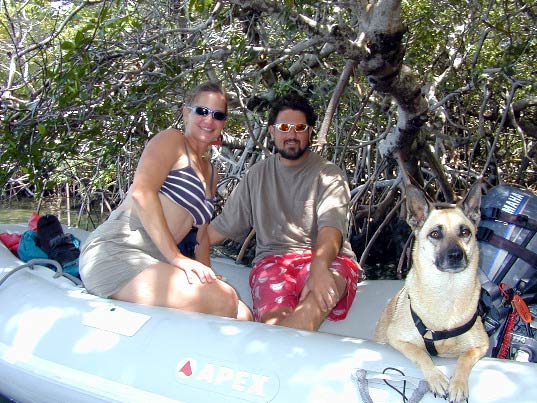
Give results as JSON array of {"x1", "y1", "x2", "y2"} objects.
[{"x1": 82, "y1": 303, "x2": 151, "y2": 336}]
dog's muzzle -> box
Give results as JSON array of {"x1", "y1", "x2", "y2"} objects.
[{"x1": 435, "y1": 245, "x2": 468, "y2": 272}]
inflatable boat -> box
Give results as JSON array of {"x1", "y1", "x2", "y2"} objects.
[{"x1": 1, "y1": 223, "x2": 536, "y2": 403}]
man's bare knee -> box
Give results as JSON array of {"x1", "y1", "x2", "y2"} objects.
[
  {"x1": 270, "y1": 294, "x2": 330, "y2": 331},
  {"x1": 260, "y1": 307, "x2": 293, "y2": 325}
]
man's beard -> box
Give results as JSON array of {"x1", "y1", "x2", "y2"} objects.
[{"x1": 275, "y1": 140, "x2": 309, "y2": 160}]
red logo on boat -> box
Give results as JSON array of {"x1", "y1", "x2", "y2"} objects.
[
  {"x1": 179, "y1": 360, "x2": 193, "y2": 377},
  {"x1": 176, "y1": 357, "x2": 278, "y2": 401}
]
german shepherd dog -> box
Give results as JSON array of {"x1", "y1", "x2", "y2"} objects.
[{"x1": 375, "y1": 183, "x2": 489, "y2": 403}]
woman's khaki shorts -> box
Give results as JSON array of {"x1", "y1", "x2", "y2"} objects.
[{"x1": 79, "y1": 210, "x2": 166, "y2": 297}]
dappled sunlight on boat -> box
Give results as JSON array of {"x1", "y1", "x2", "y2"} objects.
[
  {"x1": 67, "y1": 288, "x2": 99, "y2": 300},
  {"x1": 303, "y1": 383, "x2": 358, "y2": 403},
  {"x1": 287, "y1": 344, "x2": 393, "y2": 403},
  {"x1": 289, "y1": 346, "x2": 384, "y2": 384},
  {"x1": 288, "y1": 345, "x2": 307, "y2": 357},
  {"x1": 340, "y1": 336, "x2": 370, "y2": 344},
  {"x1": 3, "y1": 306, "x2": 77, "y2": 363},
  {"x1": 471, "y1": 362, "x2": 531, "y2": 400},
  {"x1": 220, "y1": 324, "x2": 243, "y2": 336},
  {"x1": 244, "y1": 339, "x2": 269, "y2": 355},
  {"x1": 73, "y1": 328, "x2": 121, "y2": 354}
]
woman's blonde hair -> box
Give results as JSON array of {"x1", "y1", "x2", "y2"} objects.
[{"x1": 185, "y1": 81, "x2": 228, "y2": 112}]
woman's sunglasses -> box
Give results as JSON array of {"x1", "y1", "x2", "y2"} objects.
[
  {"x1": 272, "y1": 123, "x2": 310, "y2": 133},
  {"x1": 188, "y1": 106, "x2": 227, "y2": 121}
]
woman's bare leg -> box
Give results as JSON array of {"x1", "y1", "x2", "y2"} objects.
[
  {"x1": 237, "y1": 301, "x2": 254, "y2": 321},
  {"x1": 112, "y1": 262, "x2": 243, "y2": 318}
]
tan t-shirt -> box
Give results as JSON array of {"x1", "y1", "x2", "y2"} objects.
[{"x1": 212, "y1": 152, "x2": 357, "y2": 264}]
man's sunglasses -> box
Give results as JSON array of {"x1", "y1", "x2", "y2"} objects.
[
  {"x1": 188, "y1": 106, "x2": 227, "y2": 121},
  {"x1": 272, "y1": 123, "x2": 310, "y2": 133}
]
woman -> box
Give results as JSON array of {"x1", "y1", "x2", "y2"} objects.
[{"x1": 80, "y1": 82, "x2": 252, "y2": 320}]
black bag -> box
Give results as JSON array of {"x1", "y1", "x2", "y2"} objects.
[
  {"x1": 477, "y1": 185, "x2": 537, "y2": 362},
  {"x1": 37, "y1": 214, "x2": 80, "y2": 266}
]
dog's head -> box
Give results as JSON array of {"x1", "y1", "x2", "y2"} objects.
[{"x1": 405, "y1": 182, "x2": 482, "y2": 273}]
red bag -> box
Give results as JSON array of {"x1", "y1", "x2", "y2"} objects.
[
  {"x1": 28, "y1": 212, "x2": 41, "y2": 230},
  {"x1": 0, "y1": 212, "x2": 41, "y2": 257},
  {"x1": 0, "y1": 233, "x2": 22, "y2": 256}
]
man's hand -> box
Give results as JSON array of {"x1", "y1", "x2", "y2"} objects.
[
  {"x1": 300, "y1": 226, "x2": 343, "y2": 312},
  {"x1": 299, "y1": 268, "x2": 339, "y2": 312}
]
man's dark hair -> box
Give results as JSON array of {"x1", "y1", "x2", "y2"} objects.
[{"x1": 267, "y1": 93, "x2": 317, "y2": 126}]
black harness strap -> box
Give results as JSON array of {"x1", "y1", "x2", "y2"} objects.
[
  {"x1": 477, "y1": 227, "x2": 537, "y2": 268},
  {"x1": 481, "y1": 207, "x2": 537, "y2": 232},
  {"x1": 479, "y1": 206, "x2": 537, "y2": 267},
  {"x1": 409, "y1": 299, "x2": 480, "y2": 356}
]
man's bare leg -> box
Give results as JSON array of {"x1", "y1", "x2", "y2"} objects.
[{"x1": 260, "y1": 273, "x2": 347, "y2": 331}]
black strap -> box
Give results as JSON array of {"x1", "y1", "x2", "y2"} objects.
[
  {"x1": 410, "y1": 299, "x2": 479, "y2": 356},
  {"x1": 481, "y1": 207, "x2": 537, "y2": 232},
  {"x1": 477, "y1": 227, "x2": 537, "y2": 267},
  {"x1": 410, "y1": 307, "x2": 439, "y2": 355}
]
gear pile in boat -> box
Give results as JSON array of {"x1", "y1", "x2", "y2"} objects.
[
  {"x1": 16, "y1": 214, "x2": 81, "y2": 278},
  {"x1": 478, "y1": 185, "x2": 537, "y2": 362},
  {"x1": 36, "y1": 215, "x2": 80, "y2": 267}
]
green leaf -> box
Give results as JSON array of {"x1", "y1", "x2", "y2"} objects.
[
  {"x1": 75, "y1": 31, "x2": 86, "y2": 47},
  {"x1": 60, "y1": 41, "x2": 75, "y2": 50},
  {"x1": 37, "y1": 124, "x2": 47, "y2": 135}
]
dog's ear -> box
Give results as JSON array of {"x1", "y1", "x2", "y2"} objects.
[
  {"x1": 405, "y1": 185, "x2": 431, "y2": 231},
  {"x1": 458, "y1": 181, "x2": 483, "y2": 227}
]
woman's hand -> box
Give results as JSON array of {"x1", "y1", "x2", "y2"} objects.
[{"x1": 171, "y1": 256, "x2": 217, "y2": 284}]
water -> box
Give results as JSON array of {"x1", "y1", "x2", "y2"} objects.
[
  {"x1": 0, "y1": 208, "x2": 37, "y2": 225},
  {"x1": 0, "y1": 200, "x2": 106, "y2": 230}
]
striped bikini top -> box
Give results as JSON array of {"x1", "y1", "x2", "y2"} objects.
[{"x1": 159, "y1": 144, "x2": 216, "y2": 225}]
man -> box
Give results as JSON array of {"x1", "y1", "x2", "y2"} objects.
[{"x1": 208, "y1": 93, "x2": 361, "y2": 331}]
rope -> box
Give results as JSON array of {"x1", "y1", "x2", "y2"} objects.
[
  {"x1": 0, "y1": 258, "x2": 82, "y2": 287},
  {"x1": 352, "y1": 369, "x2": 374, "y2": 403},
  {"x1": 407, "y1": 380, "x2": 429, "y2": 403},
  {"x1": 352, "y1": 368, "x2": 429, "y2": 403}
]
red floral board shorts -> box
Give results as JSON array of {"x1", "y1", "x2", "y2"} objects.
[{"x1": 249, "y1": 250, "x2": 362, "y2": 322}]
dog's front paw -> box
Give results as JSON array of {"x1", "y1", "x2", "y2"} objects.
[
  {"x1": 448, "y1": 375, "x2": 469, "y2": 403},
  {"x1": 425, "y1": 368, "x2": 450, "y2": 399}
]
